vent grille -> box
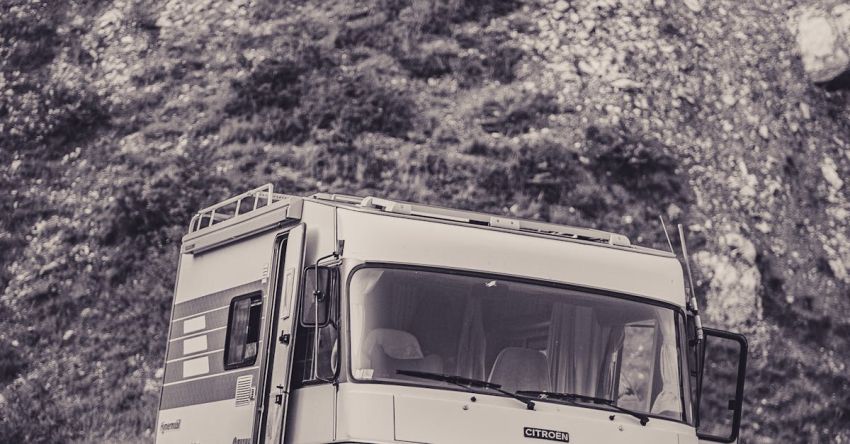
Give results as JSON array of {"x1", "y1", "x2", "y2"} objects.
[{"x1": 235, "y1": 375, "x2": 254, "y2": 407}]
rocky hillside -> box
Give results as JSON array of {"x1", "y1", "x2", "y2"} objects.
[{"x1": 1, "y1": 0, "x2": 848, "y2": 442}]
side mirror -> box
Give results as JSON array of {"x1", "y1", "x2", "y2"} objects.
[
  {"x1": 696, "y1": 328, "x2": 748, "y2": 442},
  {"x1": 301, "y1": 266, "x2": 333, "y2": 327}
]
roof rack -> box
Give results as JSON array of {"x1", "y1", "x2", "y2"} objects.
[
  {"x1": 311, "y1": 193, "x2": 631, "y2": 247},
  {"x1": 188, "y1": 183, "x2": 289, "y2": 233}
]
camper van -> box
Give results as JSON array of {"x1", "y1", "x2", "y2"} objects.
[{"x1": 155, "y1": 184, "x2": 747, "y2": 444}]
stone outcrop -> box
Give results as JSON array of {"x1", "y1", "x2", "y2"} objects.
[{"x1": 792, "y1": 1, "x2": 850, "y2": 83}]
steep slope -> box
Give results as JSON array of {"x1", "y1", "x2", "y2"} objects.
[{"x1": 0, "y1": 0, "x2": 848, "y2": 442}]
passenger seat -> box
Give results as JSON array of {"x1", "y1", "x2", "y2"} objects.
[{"x1": 488, "y1": 347, "x2": 551, "y2": 393}]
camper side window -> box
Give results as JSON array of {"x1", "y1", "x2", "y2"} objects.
[{"x1": 224, "y1": 293, "x2": 263, "y2": 369}]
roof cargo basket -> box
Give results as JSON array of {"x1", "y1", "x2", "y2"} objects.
[{"x1": 188, "y1": 183, "x2": 289, "y2": 233}]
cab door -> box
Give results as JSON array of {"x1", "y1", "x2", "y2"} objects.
[
  {"x1": 258, "y1": 223, "x2": 306, "y2": 443},
  {"x1": 156, "y1": 223, "x2": 303, "y2": 444}
]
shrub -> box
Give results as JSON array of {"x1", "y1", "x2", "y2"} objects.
[
  {"x1": 0, "y1": 339, "x2": 24, "y2": 385},
  {"x1": 304, "y1": 67, "x2": 416, "y2": 141},
  {"x1": 477, "y1": 89, "x2": 560, "y2": 136},
  {"x1": 399, "y1": 29, "x2": 525, "y2": 85},
  {"x1": 228, "y1": 42, "x2": 331, "y2": 115},
  {"x1": 0, "y1": 0, "x2": 65, "y2": 71},
  {"x1": 511, "y1": 139, "x2": 591, "y2": 205},
  {"x1": 451, "y1": 0, "x2": 521, "y2": 23},
  {"x1": 399, "y1": 38, "x2": 460, "y2": 79},
  {"x1": 0, "y1": 80, "x2": 107, "y2": 159},
  {"x1": 230, "y1": 47, "x2": 416, "y2": 144},
  {"x1": 587, "y1": 125, "x2": 687, "y2": 202}
]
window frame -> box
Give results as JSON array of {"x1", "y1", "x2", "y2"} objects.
[
  {"x1": 299, "y1": 265, "x2": 337, "y2": 329},
  {"x1": 223, "y1": 291, "x2": 264, "y2": 371},
  {"x1": 344, "y1": 262, "x2": 692, "y2": 425},
  {"x1": 615, "y1": 320, "x2": 660, "y2": 413},
  {"x1": 293, "y1": 265, "x2": 341, "y2": 385},
  {"x1": 696, "y1": 328, "x2": 748, "y2": 442}
]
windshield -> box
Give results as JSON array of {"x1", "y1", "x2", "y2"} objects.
[{"x1": 349, "y1": 267, "x2": 687, "y2": 422}]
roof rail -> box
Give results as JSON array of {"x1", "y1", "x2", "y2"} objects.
[
  {"x1": 310, "y1": 192, "x2": 363, "y2": 205},
  {"x1": 189, "y1": 183, "x2": 288, "y2": 233},
  {"x1": 311, "y1": 193, "x2": 631, "y2": 247}
]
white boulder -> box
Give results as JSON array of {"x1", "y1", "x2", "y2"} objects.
[{"x1": 793, "y1": 2, "x2": 850, "y2": 83}]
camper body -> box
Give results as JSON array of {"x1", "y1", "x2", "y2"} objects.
[{"x1": 155, "y1": 185, "x2": 747, "y2": 444}]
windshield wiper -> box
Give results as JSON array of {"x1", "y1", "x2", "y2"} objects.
[
  {"x1": 396, "y1": 369, "x2": 536, "y2": 410},
  {"x1": 515, "y1": 390, "x2": 649, "y2": 425}
]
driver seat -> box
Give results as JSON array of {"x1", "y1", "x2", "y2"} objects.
[{"x1": 364, "y1": 328, "x2": 443, "y2": 379}]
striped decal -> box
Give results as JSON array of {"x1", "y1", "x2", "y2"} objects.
[
  {"x1": 160, "y1": 368, "x2": 259, "y2": 410},
  {"x1": 164, "y1": 344, "x2": 263, "y2": 385},
  {"x1": 182, "y1": 315, "x2": 206, "y2": 334},
  {"x1": 183, "y1": 356, "x2": 210, "y2": 378},
  {"x1": 167, "y1": 328, "x2": 227, "y2": 361},
  {"x1": 165, "y1": 350, "x2": 225, "y2": 384},
  {"x1": 183, "y1": 335, "x2": 208, "y2": 354},
  {"x1": 173, "y1": 280, "x2": 265, "y2": 319},
  {"x1": 161, "y1": 280, "x2": 267, "y2": 410},
  {"x1": 171, "y1": 308, "x2": 229, "y2": 339}
]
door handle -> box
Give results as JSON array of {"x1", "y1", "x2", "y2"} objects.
[{"x1": 274, "y1": 385, "x2": 286, "y2": 405}]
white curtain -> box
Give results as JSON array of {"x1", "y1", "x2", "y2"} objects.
[
  {"x1": 547, "y1": 303, "x2": 620, "y2": 397},
  {"x1": 350, "y1": 270, "x2": 382, "y2": 373},
  {"x1": 651, "y1": 314, "x2": 681, "y2": 416},
  {"x1": 455, "y1": 297, "x2": 486, "y2": 379},
  {"x1": 547, "y1": 303, "x2": 575, "y2": 392},
  {"x1": 390, "y1": 281, "x2": 419, "y2": 330}
]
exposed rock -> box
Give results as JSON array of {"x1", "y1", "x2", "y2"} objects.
[
  {"x1": 554, "y1": 0, "x2": 570, "y2": 13},
  {"x1": 39, "y1": 261, "x2": 61, "y2": 275},
  {"x1": 577, "y1": 60, "x2": 596, "y2": 75},
  {"x1": 800, "y1": 102, "x2": 811, "y2": 119},
  {"x1": 721, "y1": 232, "x2": 758, "y2": 264},
  {"x1": 155, "y1": 16, "x2": 172, "y2": 28},
  {"x1": 821, "y1": 157, "x2": 844, "y2": 190},
  {"x1": 611, "y1": 78, "x2": 643, "y2": 90},
  {"x1": 694, "y1": 249, "x2": 762, "y2": 328},
  {"x1": 683, "y1": 0, "x2": 704, "y2": 13},
  {"x1": 666, "y1": 203, "x2": 683, "y2": 221},
  {"x1": 793, "y1": 3, "x2": 850, "y2": 83}
]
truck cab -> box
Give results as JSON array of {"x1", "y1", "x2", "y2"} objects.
[{"x1": 155, "y1": 185, "x2": 747, "y2": 444}]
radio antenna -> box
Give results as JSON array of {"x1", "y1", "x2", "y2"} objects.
[
  {"x1": 678, "y1": 224, "x2": 704, "y2": 343},
  {"x1": 659, "y1": 216, "x2": 675, "y2": 254}
]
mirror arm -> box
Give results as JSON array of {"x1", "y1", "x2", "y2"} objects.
[{"x1": 311, "y1": 251, "x2": 339, "y2": 381}]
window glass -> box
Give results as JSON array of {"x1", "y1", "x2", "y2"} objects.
[
  {"x1": 293, "y1": 268, "x2": 337, "y2": 382},
  {"x1": 302, "y1": 267, "x2": 331, "y2": 325},
  {"x1": 225, "y1": 293, "x2": 263, "y2": 369},
  {"x1": 617, "y1": 322, "x2": 656, "y2": 412},
  {"x1": 698, "y1": 334, "x2": 743, "y2": 438},
  {"x1": 349, "y1": 267, "x2": 686, "y2": 422}
]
